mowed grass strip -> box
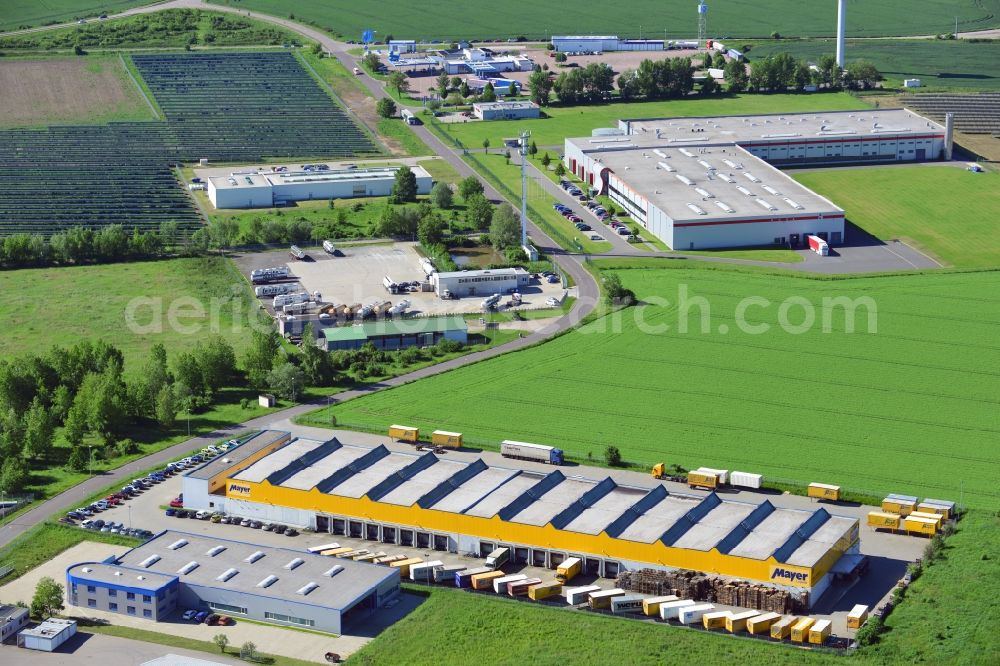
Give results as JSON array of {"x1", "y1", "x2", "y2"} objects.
[
  {"x1": 314, "y1": 266, "x2": 1000, "y2": 508},
  {"x1": 0, "y1": 56, "x2": 154, "y2": 127},
  {"x1": 2, "y1": 257, "x2": 256, "y2": 369},
  {"x1": 206, "y1": 0, "x2": 1000, "y2": 40},
  {"x1": 794, "y1": 165, "x2": 1000, "y2": 268},
  {"x1": 437, "y1": 92, "x2": 868, "y2": 148}
]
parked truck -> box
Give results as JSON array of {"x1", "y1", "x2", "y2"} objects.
[
  {"x1": 255, "y1": 283, "x2": 298, "y2": 297},
  {"x1": 687, "y1": 469, "x2": 722, "y2": 490},
  {"x1": 500, "y1": 440, "x2": 564, "y2": 465},
  {"x1": 431, "y1": 430, "x2": 462, "y2": 448},
  {"x1": 409, "y1": 560, "x2": 444, "y2": 582},
  {"x1": 455, "y1": 566, "x2": 492, "y2": 588},
  {"x1": 389, "y1": 425, "x2": 418, "y2": 442},
  {"x1": 433, "y1": 564, "x2": 466, "y2": 583},
  {"x1": 555, "y1": 557, "x2": 582, "y2": 584},
  {"x1": 807, "y1": 235, "x2": 829, "y2": 256},
  {"x1": 491, "y1": 574, "x2": 526, "y2": 593},
  {"x1": 485, "y1": 547, "x2": 509, "y2": 570}
]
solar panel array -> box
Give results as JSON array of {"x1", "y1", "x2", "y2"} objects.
[
  {"x1": 0, "y1": 52, "x2": 376, "y2": 238},
  {"x1": 901, "y1": 93, "x2": 1000, "y2": 136}
]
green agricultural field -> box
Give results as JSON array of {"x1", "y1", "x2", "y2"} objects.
[
  {"x1": 2, "y1": 257, "x2": 255, "y2": 369},
  {"x1": 794, "y1": 166, "x2": 1000, "y2": 268},
  {"x1": 745, "y1": 39, "x2": 1000, "y2": 92},
  {"x1": 437, "y1": 93, "x2": 867, "y2": 149},
  {"x1": 309, "y1": 265, "x2": 1000, "y2": 509},
  {"x1": 208, "y1": 0, "x2": 1000, "y2": 41},
  {"x1": 0, "y1": 0, "x2": 151, "y2": 31}
]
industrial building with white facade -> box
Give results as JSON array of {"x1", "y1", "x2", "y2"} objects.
[
  {"x1": 564, "y1": 109, "x2": 950, "y2": 249},
  {"x1": 208, "y1": 166, "x2": 432, "y2": 209},
  {"x1": 66, "y1": 529, "x2": 400, "y2": 635},
  {"x1": 178, "y1": 431, "x2": 861, "y2": 606}
]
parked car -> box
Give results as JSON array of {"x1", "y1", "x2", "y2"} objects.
[
  {"x1": 240, "y1": 518, "x2": 253, "y2": 527},
  {"x1": 176, "y1": 509, "x2": 189, "y2": 518},
  {"x1": 284, "y1": 528, "x2": 299, "y2": 537},
  {"x1": 195, "y1": 511, "x2": 210, "y2": 520},
  {"x1": 169, "y1": 498, "x2": 184, "y2": 508},
  {"x1": 273, "y1": 524, "x2": 287, "y2": 534},
  {"x1": 250, "y1": 520, "x2": 263, "y2": 529},
  {"x1": 67, "y1": 511, "x2": 83, "y2": 520},
  {"x1": 215, "y1": 615, "x2": 233, "y2": 626},
  {"x1": 547, "y1": 274, "x2": 560, "y2": 283},
  {"x1": 165, "y1": 508, "x2": 177, "y2": 517},
  {"x1": 182, "y1": 610, "x2": 198, "y2": 621}
]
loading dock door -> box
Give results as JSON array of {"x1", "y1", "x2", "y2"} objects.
[
  {"x1": 400, "y1": 529, "x2": 414, "y2": 546},
  {"x1": 315, "y1": 515, "x2": 329, "y2": 533},
  {"x1": 382, "y1": 526, "x2": 397, "y2": 544},
  {"x1": 479, "y1": 542, "x2": 495, "y2": 558},
  {"x1": 433, "y1": 535, "x2": 448, "y2": 551}
]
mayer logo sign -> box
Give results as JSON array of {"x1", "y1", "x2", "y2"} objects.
[
  {"x1": 228, "y1": 483, "x2": 252, "y2": 496},
  {"x1": 769, "y1": 566, "x2": 810, "y2": 587}
]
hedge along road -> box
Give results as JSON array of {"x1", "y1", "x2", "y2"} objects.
[{"x1": 0, "y1": 2, "x2": 602, "y2": 551}]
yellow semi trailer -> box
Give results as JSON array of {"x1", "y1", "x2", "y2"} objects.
[
  {"x1": 746, "y1": 612, "x2": 781, "y2": 635},
  {"x1": 808, "y1": 483, "x2": 841, "y2": 501},
  {"x1": 867, "y1": 511, "x2": 901, "y2": 530},
  {"x1": 388, "y1": 425, "x2": 419, "y2": 442},
  {"x1": 771, "y1": 616, "x2": 797, "y2": 639},
  {"x1": 791, "y1": 617, "x2": 816, "y2": 642},
  {"x1": 527, "y1": 581, "x2": 562, "y2": 601},
  {"x1": 431, "y1": 430, "x2": 463, "y2": 448}
]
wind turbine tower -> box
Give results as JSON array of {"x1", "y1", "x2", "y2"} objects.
[
  {"x1": 698, "y1": 2, "x2": 708, "y2": 45},
  {"x1": 836, "y1": 0, "x2": 846, "y2": 68}
]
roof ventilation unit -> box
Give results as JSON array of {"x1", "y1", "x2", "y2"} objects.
[
  {"x1": 762, "y1": 185, "x2": 780, "y2": 196},
  {"x1": 168, "y1": 539, "x2": 188, "y2": 550},
  {"x1": 694, "y1": 187, "x2": 714, "y2": 198},
  {"x1": 718, "y1": 173, "x2": 736, "y2": 183},
  {"x1": 783, "y1": 198, "x2": 805, "y2": 210},
  {"x1": 652, "y1": 149, "x2": 667, "y2": 158},
  {"x1": 675, "y1": 175, "x2": 694, "y2": 186},
  {"x1": 324, "y1": 565, "x2": 345, "y2": 578},
  {"x1": 139, "y1": 554, "x2": 161, "y2": 568},
  {"x1": 679, "y1": 148, "x2": 696, "y2": 157},
  {"x1": 686, "y1": 203, "x2": 707, "y2": 215},
  {"x1": 245, "y1": 551, "x2": 265, "y2": 564},
  {"x1": 736, "y1": 186, "x2": 753, "y2": 196},
  {"x1": 657, "y1": 161, "x2": 676, "y2": 172},
  {"x1": 697, "y1": 160, "x2": 714, "y2": 170},
  {"x1": 178, "y1": 561, "x2": 199, "y2": 575},
  {"x1": 743, "y1": 172, "x2": 761, "y2": 183},
  {"x1": 723, "y1": 159, "x2": 741, "y2": 170},
  {"x1": 257, "y1": 575, "x2": 279, "y2": 589},
  {"x1": 714, "y1": 200, "x2": 735, "y2": 213},
  {"x1": 755, "y1": 198, "x2": 778, "y2": 211},
  {"x1": 206, "y1": 546, "x2": 226, "y2": 557},
  {"x1": 297, "y1": 582, "x2": 320, "y2": 596},
  {"x1": 217, "y1": 568, "x2": 239, "y2": 582},
  {"x1": 284, "y1": 558, "x2": 305, "y2": 571}
]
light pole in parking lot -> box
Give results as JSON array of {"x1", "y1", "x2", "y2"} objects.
[{"x1": 128, "y1": 504, "x2": 132, "y2": 531}]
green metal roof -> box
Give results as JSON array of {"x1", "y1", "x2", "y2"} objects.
[{"x1": 322, "y1": 316, "x2": 467, "y2": 343}]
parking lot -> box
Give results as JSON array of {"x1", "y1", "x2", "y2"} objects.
[{"x1": 232, "y1": 243, "x2": 575, "y2": 318}]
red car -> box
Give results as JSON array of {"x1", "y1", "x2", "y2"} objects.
[
  {"x1": 169, "y1": 498, "x2": 184, "y2": 508},
  {"x1": 104, "y1": 496, "x2": 121, "y2": 506}
]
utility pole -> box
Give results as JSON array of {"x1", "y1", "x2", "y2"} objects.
[{"x1": 518, "y1": 130, "x2": 530, "y2": 249}]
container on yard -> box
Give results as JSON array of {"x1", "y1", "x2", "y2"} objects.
[
  {"x1": 322, "y1": 547, "x2": 353, "y2": 556},
  {"x1": 339, "y1": 549, "x2": 369, "y2": 559},
  {"x1": 808, "y1": 483, "x2": 841, "y2": 501},
  {"x1": 882, "y1": 494, "x2": 918, "y2": 516},
  {"x1": 809, "y1": 619, "x2": 832, "y2": 645},
  {"x1": 642, "y1": 595, "x2": 679, "y2": 616},
  {"x1": 433, "y1": 564, "x2": 466, "y2": 583},
  {"x1": 746, "y1": 612, "x2": 781, "y2": 635},
  {"x1": 904, "y1": 515, "x2": 938, "y2": 536},
  {"x1": 697, "y1": 467, "x2": 728, "y2": 484},
  {"x1": 456, "y1": 566, "x2": 492, "y2": 588},
  {"x1": 409, "y1": 560, "x2": 443, "y2": 581},
  {"x1": 920, "y1": 498, "x2": 955, "y2": 519},
  {"x1": 847, "y1": 604, "x2": 869, "y2": 629},
  {"x1": 726, "y1": 610, "x2": 760, "y2": 633},
  {"x1": 565, "y1": 585, "x2": 602, "y2": 605},
  {"x1": 678, "y1": 604, "x2": 715, "y2": 625},
  {"x1": 587, "y1": 589, "x2": 626, "y2": 610},
  {"x1": 556, "y1": 557, "x2": 582, "y2": 583},
  {"x1": 389, "y1": 558, "x2": 423, "y2": 577},
  {"x1": 867, "y1": 512, "x2": 901, "y2": 530},
  {"x1": 389, "y1": 425, "x2": 418, "y2": 442},
  {"x1": 611, "y1": 595, "x2": 646, "y2": 615},
  {"x1": 791, "y1": 617, "x2": 816, "y2": 642},
  {"x1": 917, "y1": 501, "x2": 952, "y2": 519},
  {"x1": 730, "y1": 471, "x2": 762, "y2": 489},
  {"x1": 500, "y1": 440, "x2": 564, "y2": 465},
  {"x1": 909, "y1": 511, "x2": 943, "y2": 525},
  {"x1": 374, "y1": 554, "x2": 405, "y2": 564},
  {"x1": 659, "y1": 599, "x2": 697, "y2": 621},
  {"x1": 771, "y1": 615, "x2": 797, "y2": 639},
  {"x1": 353, "y1": 552, "x2": 384, "y2": 563},
  {"x1": 492, "y1": 574, "x2": 527, "y2": 594},
  {"x1": 471, "y1": 570, "x2": 505, "y2": 590},
  {"x1": 687, "y1": 470, "x2": 720, "y2": 489},
  {"x1": 702, "y1": 610, "x2": 732, "y2": 629},
  {"x1": 431, "y1": 430, "x2": 462, "y2": 448},
  {"x1": 508, "y1": 578, "x2": 543, "y2": 596},
  {"x1": 807, "y1": 235, "x2": 829, "y2": 256},
  {"x1": 528, "y1": 581, "x2": 563, "y2": 601}
]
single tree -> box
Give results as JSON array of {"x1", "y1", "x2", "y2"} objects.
[
  {"x1": 431, "y1": 182, "x2": 453, "y2": 209},
  {"x1": 362, "y1": 52, "x2": 380, "y2": 72},
  {"x1": 701, "y1": 75, "x2": 720, "y2": 95},
  {"x1": 450, "y1": 75, "x2": 462, "y2": 89},
  {"x1": 243, "y1": 329, "x2": 280, "y2": 390},
  {"x1": 436, "y1": 70, "x2": 450, "y2": 99},
  {"x1": 0, "y1": 458, "x2": 27, "y2": 495},
  {"x1": 540, "y1": 153, "x2": 551, "y2": 168},
  {"x1": 457, "y1": 176, "x2": 484, "y2": 200},
  {"x1": 488, "y1": 204, "x2": 521, "y2": 250},
  {"x1": 459, "y1": 80, "x2": 470, "y2": 98},
  {"x1": 213, "y1": 634, "x2": 230, "y2": 653},
  {"x1": 388, "y1": 71, "x2": 410, "y2": 97},
  {"x1": 482, "y1": 137, "x2": 491, "y2": 153},
  {"x1": 604, "y1": 272, "x2": 634, "y2": 306},
  {"x1": 703, "y1": 51, "x2": 714, "y2": 69},
  {"x1": 267, "y1": 362, "x2": 306, "y2": 402},
  {"x1": 31, "y1": 577, "x2": 64, "y2": 619},
  {"x1": 417, "y1": 213, "x2": 448, "y2": 247},
  {"x1": 528, "y1": 140, "x2": 538, "y2": 156},
  {"x1": 465, "y1": 193, "x2": 494, "y2": 230},
  {"x1": 481, "y1": 81, "x2": 496, "y2": 102},
  {"x1": 390, "y1": 166, "x2": 418, "y2": 203},
  {"x1": 554, "y1": 162, "x2": 566, "y2": 178},
  {"x1": 724, "y1": 58, "x2": 749, "y2": 93},
  {"x1": 376, "y1": 97, "x2": 397, "y2": 118},
  {"x1": 604, "y1": 445, "x2": 623, "y2": 467},
  {"x1": 527, "y1": 69, "x2": 553, "y2": 105},
  {"x1": 66, "y1": 445, "x2": 87, "y2": 472},
  {"x1": 240, "y1": 642, "x2": 258, "y2": 661}
]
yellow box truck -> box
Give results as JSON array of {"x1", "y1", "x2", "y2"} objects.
[
  {"x1": 527, "y1": 581, "x2": 562, "y2": 601},
  {"x1": 867, "y1": 511, "x2": 901, "y2": 530},
  {"x1": 702, "y1": 611, "x2": 732, "y2": 629},
  {"x1": 642, "y1": 595, "x2": 679, "y2": 616},
  {"x1": 809, "y1": 619, "x2": 832, "y2": 645},
  {"x1": 808, "y1": 483, "x2": 841, "y2": 501},
  {"x1": 389, "y1": 425, "x2": 418, "y2": 442},
  {"x1": 847, "y1": 604, "x2": 869, "y2": 629},
  {"x1": 771, "y1": 616, "x2": 797, "y2": 640},
  {"x1": 431, "y1": 430, "x2": 462, "y2": 448},
  {"x1": 687, "y1": 470, "x2": 720, "y2": 489},
  {"x1": 746, "y1": 612, "x2": 781, "y2": 635},
  {"x1": 791, "y1": 617, "x2": 815, "y2": 642},
  {"x1": 726, "y1": 610, "x2": 760, "y2": 633},
  {"x1": 389, "y1": 558, "x2": 423, "y2": 577},
  {"x1": 556, "y1": 557, "x2": 582, "y2": 584}
]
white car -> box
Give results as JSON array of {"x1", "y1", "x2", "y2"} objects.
[
  {"x1": 182, "y1": 610, "x2": 197, "y2": 621},
  {"x1": 546, "y1": 297, "x2": 561, "y2": 307}
]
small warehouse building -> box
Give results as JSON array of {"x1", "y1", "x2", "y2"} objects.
[
  {"x1": 17, "y1": 618, "x2": 76, "y2": 652},
  {"x1": 0, "y1": 604, "x2": 30, "y2": 643},
  {"x1": 178, "y1": 432, "x2": 860, "y2": 606},
  {"x1": 431, "y1": 267, "x2": 531, "y2": 297},
  {"x1": 66, "y1": 530, "x2": 400, "y2": 635},
  {"x1": 388, "y1": 39, "x2": 417, "y2": 53},
  {"x1": 551, "y1": 35, "x2": 665, "y2": 53},
  {"x1": 208, "y1": 166, "x2": 433, "y2": 210},
  {"x1": 473, "y1": 101, "x2": 541, "y2": 121},
  {"x1": 320, "y1": 316, "x2": 468, "y2": 351}
]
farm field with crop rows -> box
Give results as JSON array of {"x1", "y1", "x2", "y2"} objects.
[
  {"x1": 207, "y1": 0, "x2": 1000, "y2": 41},
  {"x1": 315, "y1": 265, "x2": 1000, "y2": 509},
  {"x1": 793, "y1": 166, "x2": 1000, "y2": 268},
  {"x1": 0, "y1": 0, "x2": 150, "y2": 31}
]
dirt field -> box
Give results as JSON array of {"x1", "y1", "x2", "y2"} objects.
[
  {"x1": 0, "y1": 57, "x2": 153, "y2": 127},
  {"x1": 397, "y1": 46, "x2": 705, "y2": 98}
]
